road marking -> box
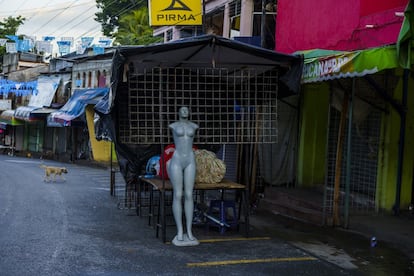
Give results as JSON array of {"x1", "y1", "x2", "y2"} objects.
[
  {"x1": 187, "y1": 256, "x2": 317, "y2": 267},
  {"x1": 90, "y1": 187, "x2": 111, "y2": 191},
  {"x1": 5, "y1": 159, "x2": 41, "y2": 164},
  {"x1": 199, "y1": 237, "x2": 271, "y2": 243},
  {"x1": 165, "y1": 237, "x2": 271, "y2": 245}
]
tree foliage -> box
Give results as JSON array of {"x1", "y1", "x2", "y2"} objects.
[
  {"x1": 113, "y1": 7, "x2": 162, "y2": 45},
  {"x1": 0, "y1": 16, "x2": 26, "y2": 72},
  {"x1": 95, "y1": 0, "x2": 147, "y2": 36},
  {"x1": 0, "y1": 15, "x2": 25, "y2": 37}
]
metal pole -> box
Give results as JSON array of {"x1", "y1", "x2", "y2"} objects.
[
  {"x1": 333, "y1": 91, "x2": 349, "y2": 226},
  {"x1": 394, "y1": 68, "x2": 409, "y2": 215},
  {"x1": 344, "y1": 79, "x2": 355, "y2": 228},
  {"x1": 110, "y1": 142, "x2": 115, "y2": 196}
]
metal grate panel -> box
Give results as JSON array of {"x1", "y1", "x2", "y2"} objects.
[
  {"x1": 325, "y1": 106, "x2": 381, "y2": 215},
  {"x1": 119, "y1": 67, "x2": 278, "y2": 145}
]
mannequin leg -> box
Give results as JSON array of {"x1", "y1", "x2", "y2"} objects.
[
  {"x1": 184, "y1": 165, "x2": 196, "y2": 240},
  {"x1": 172, "y1": 188, "x2": 184, "y2": 241},
  {"x1": 168, "y1": 163, "x2": 184, "y2": 241}
]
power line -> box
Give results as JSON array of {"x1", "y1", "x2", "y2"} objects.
[
  {"x1": 70, "y1": 0, "x2": 142, "y2": 40},
  {"x1": 25, "y1": 0, "x2": 58, "y2": 21},
  {"x1": 2, "y1": 1, "x2": 98, "y2": 39},
  {"x1": 12, "y1": 0, "x2": 28, "y2": 15},
  {"x1": 0, "y1": 1, "x2": 93, "y2": 17},
  {"x1": 49, "y1": 2, "x2": 96, "y2": 37},
  {"x1": 4, "y1": 0, "x2": 146, "y2": 50},
  {"x1": 31, "y1": 0, "x2": 82, "y2": 34},
  {"x1": 55, "y1": 0, "x2": 121, "y2": 39}
]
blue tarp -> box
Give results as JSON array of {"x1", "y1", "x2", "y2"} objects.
[{"x1": 48, "y1": 88, "x2": 109, "y2": 127}]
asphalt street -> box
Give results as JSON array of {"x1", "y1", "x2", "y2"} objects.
[{"x1": 0, "y1": 155, "x2": 358, "y2": 275}]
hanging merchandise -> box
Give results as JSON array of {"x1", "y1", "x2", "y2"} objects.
[
  {"x1": 17, "y1": 39, "x2": 33, "y2": 52},
  {"x1": 93, "y1": 45, "x2": 105, "y2": 55},
  {"x1": 5, "y1": 42, "x2": 16, "y2": 53},
  {"x1": 57, "y1": 40, "x2": 71, "y2": 55},
  {"x1": 0, "y1": 79, "x2": 38, "y2": 97},
  {"x1": 36, "y1": 41, "x2": 53, "y2": 54},
  {"x1": 98, "y1": 37, "x2": 112, "y2": 47},
  {"x1": 42, "y1": 36, "x2": 55, "y2": 42},
  {"x1": 81, "y1": 37, "x2": 94, "y2": 48}
]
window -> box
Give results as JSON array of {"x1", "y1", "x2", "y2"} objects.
[
  {"x1": 205, "y1": 6, "x2": 224, "y2": 36},
  {"x1": 75, "y1": 73, "x2": 82, "y2": 88},
  {"x1": 88, "y1": 72, "x2": 92, "y2": 87},
  {"x1": 82, "y1": 72, "x2": 86, "y2": 88},
  {"x1": 166, "y1": 29, "x2": 173, "y2": 42},
  {"x1": 180, "y1": 26, "x2": 203, "y2": 38},
  {"x1": 229, "y1": 0, "x2": 242, "y2": 38},
  {"x1": 98, "y1": 70, "x2": 107, "y2": 88},
  {"x1": 252, "y1": 0, "x2": 276, "y2": 49}
]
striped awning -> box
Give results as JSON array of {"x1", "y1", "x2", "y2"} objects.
[{"x1": 0, "y1": 110, "x2": 24, "y2": 126}]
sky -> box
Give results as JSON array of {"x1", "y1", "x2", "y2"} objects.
[{"x1": 0, "y1": 0, "x2": 104, "y2": 45}]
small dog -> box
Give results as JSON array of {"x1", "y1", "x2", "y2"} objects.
[{"x1": 40, "y1": 165, "x2": 68, "y2": 182}]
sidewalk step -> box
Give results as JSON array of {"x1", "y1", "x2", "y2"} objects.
[{"x1": 259, "y1": 187, "x2": 324, "y2": 225}]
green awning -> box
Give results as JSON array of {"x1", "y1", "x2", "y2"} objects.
[
  {"x1": 397, "y1": 0, "x2": 414, "y2": 69},
  {"x1": 301, "y1": 46, "x2": 401, "y2": 83},
  {"x1": 0, "y1": 110, "x2": 24, "y2": 126}
]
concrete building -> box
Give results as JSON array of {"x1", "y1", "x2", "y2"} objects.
[{"x1": 153, "y1": 0, "x2": 276, "y2": 49}]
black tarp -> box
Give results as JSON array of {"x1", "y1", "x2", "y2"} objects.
[{"x1": 95, "y1": 35, "x2": 303, "y2": 185}]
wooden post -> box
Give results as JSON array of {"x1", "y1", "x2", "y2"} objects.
[
  {"x1": 332, "y1": 92, "x2": 349, "y2": 226},
  {"x1": 250, "y1": 107, "x2": 262, "y2": 203}
]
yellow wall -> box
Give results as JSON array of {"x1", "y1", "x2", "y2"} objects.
[
  {"x1": 298, "y1": 73, "x2": 414, "y2": 211},
  {"x1": 85, "y1": 105, "x2": 117, "y2": 163},
  {"x1": 377, "y1": 71, "x2": 414, "y2": 211},
  {"x1": 297, "y1": 83, "x2": 330, "y2": 187}
]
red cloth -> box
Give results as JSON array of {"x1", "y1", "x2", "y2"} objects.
[{"x1": 158, "y1": 144, "x2": 175, "y2": 180}]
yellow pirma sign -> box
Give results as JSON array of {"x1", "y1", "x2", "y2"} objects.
[{"x1": 149, "y1": 0, "x2": 203, "y2": 26}]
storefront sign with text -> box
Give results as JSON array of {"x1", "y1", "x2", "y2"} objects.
[{"x1": 149, "y1": 0, "x2": 202, "y2": 26}]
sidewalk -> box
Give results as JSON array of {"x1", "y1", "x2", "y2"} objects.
[
  {"x1": 249, "y1": 206, "x2": 414, "y2": 275},
  {"x1": 257, "y1": 186, "x2": 414, "y2": 259},
  {"x1": 346, "y1": 212, "x2": 414, "y2": 259}
]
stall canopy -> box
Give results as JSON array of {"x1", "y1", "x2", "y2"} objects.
[
  {"x1": 48, "y1": 87, "x2": 109, "y2": 127},
  {"x1": 14, "y1": 75, "x2": 61, "y2": 122},
  {"x1": 300, "y1": 45, "x2": 401, "y2": 84},
  {"x1": 97, "y1": 34, "x2": 303, "y2": 115},
  {"x1": 397, "y1": 0, "x2": 414, "y2": 69},
  {"x1": 0, "y1": 110, "x2": 23, "y2": 126},
  {"x1": 94, "y1": 34, "x2": 304, "y2": 185}
]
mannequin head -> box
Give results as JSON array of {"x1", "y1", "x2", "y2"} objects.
[{"x1": 179, "y1": 106, "x2": 189, "y2": 119}]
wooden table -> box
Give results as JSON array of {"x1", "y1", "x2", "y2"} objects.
[{"x1": 138, "y1": 177, "x2": 249, "y2": 243}]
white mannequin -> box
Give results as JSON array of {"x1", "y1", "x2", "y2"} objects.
[{"x1": 167, "y1": 107, "x2": 199, "y2": 246}]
